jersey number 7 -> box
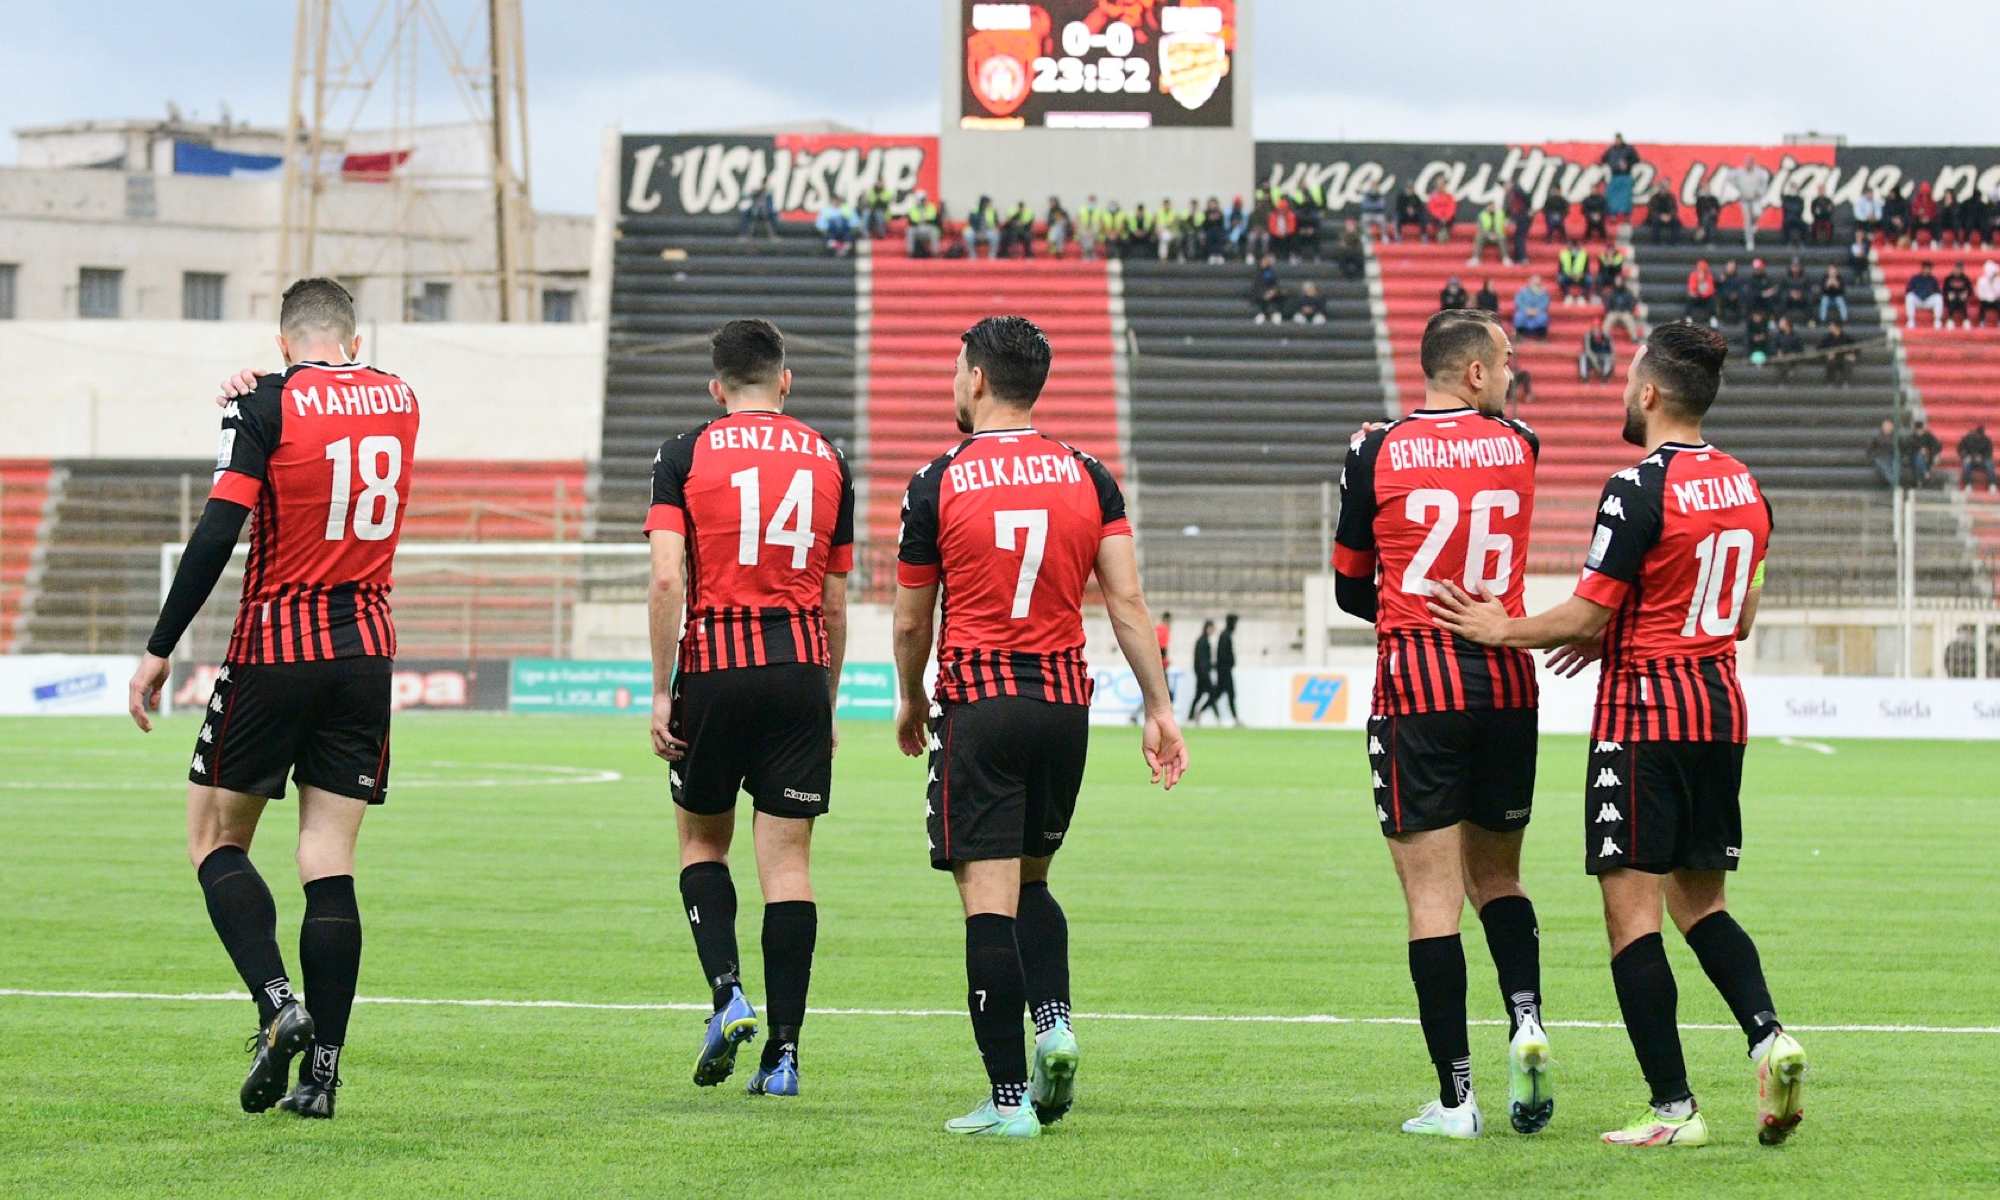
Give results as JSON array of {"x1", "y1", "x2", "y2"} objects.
[{"x1": 994, "y1": 509, "x2": 1048, "y2": 619}]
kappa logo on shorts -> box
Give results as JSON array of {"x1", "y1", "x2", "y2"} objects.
[
  {"x1": 783, "y1": 788, "x2": 825, "y2": 806},
  {"x1": 1594, "y1": 767, "x2": 1622, "y2": 788},
  {"x1": 1504, "y1": 807, "x2": 1530, "y2": 820},
  {"x1": 198, "y1": 724, "x2": 214, "y2": 744},
  {"x1": 1599, "y1": 837, "x2": 1622, "y2": 858},
  {"x1": 1594, "y1": 802, "x2": 1622, "y2": 824},
  {"x1": 217, "y1": 665, "x2": 231, "y2": 683},
  {"x1": 1371, "y1": 770, "x2": 1386, "y2": 789},
  {"x1": 1377, "y1": 805, "x2": 1389, "y2": 822},
  {"x1": 190, "y1": 753, "x2": 207, "y2": 775},
  {"x1": 1594, "y1": 740, "x2": 1622, "y2": 752},
  {"x1": 1368, "y1": 736, "x2": 1384, "y2": 756},
  {"x1": 209, "y1": 694, "x2": 224, "y2": 713}
]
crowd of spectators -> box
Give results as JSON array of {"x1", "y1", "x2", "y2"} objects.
[
  {"x1": 1902, "y1": 259, "x2": 2000, "y2": 330},
  {"x1": 1866, "y1": 416, "x2": 1999, "y2": 492}
]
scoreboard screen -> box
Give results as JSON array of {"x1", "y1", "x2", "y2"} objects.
[{"x1": 960, "y1": 1, "x2": 1236, "y2": 130}]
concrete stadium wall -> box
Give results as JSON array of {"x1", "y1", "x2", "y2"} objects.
[{"x1": 0, "y1": 321, "x2": 605, "y2": 460}]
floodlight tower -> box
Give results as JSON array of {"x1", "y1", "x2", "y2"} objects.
[{"x1": 274, "y1": 0, "x2": 536, "y2": 320}]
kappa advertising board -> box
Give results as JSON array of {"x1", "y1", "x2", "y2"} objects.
[
  {"x1": 1255, "y1": 141, "x2": 2000, "y2": 227},
  {"x1": 0, "y1": 655, "x2": 135, "y2": 716},
  {"x1": 169, "y1": 660, "x2": 509, "y2": 714},
  {"x1": 960, "y1": 1, "x2": 1235, "y2": 130},
  {"x1": 620, "y1": 133, "x2": 940, "y2": 220},
  {"x1": 506, "y1": 659, "x2": 902, "y2": 719}
]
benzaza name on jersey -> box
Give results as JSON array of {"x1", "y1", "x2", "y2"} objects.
[
  {"x1": 706, "y1": 423, "x2": 837, "y2": 460},
  {"x1": 1385, "y1": 434, "x2": 1529, "y2": 473},
  {"x1": 947, "y1": 453, "x2": 1083, "y2": 493}
]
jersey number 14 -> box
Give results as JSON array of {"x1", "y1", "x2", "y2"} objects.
[{"x1": 730, "y1": 467, "x2": 815, "y2": 569}]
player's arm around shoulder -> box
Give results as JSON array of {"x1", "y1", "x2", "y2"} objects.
[{"x1": 1094, "y1": 533, "x2": 1188, "y2": 790}]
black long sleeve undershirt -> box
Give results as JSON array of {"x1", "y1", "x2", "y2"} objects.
[
  {"x1": 1334, "y1": 572, "x2": 1379, "y2": 624},
  {"x1": 146, "y1": 498, "x2": 250, "y2": 657}
]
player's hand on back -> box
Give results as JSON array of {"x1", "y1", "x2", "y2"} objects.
[
  {"x1": 1544, "y1": 641, "x2": 1603, "y2": 679},
  {"x1": 649, "y1": 692, "x2": 686, "y2": 761},
  {"x1": 1426, "y1": 580, "x2": 1510, "y2": 645},
  {"x1": 127, "y1": 652, "x2": 169, "y2": 733},
  {"x1": 894, "y1": 701, "x2": 928, "y2": 759},
  {"x1": 1142, "y1": 708, "x2": 1189, "y2": 790},
  {"x1": 215, "y1": 368, "x2": 262, "y2": 406}
]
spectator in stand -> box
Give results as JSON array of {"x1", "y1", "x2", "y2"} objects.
[
  {"x1": 1906, "y1": 261, "x2": 1946, "y2": 328},
  {"x1": 1251, "y1": 254, "x2": 1285, "y2": 324},
  {"x1": 860, "y1": 183, "x2": 893, "y2": 238},
  {"x1": 1046, "y1": 198, "x2": 1072, "y2": 259},
  {"x1": 1868, "y1": 418, "x2": 1910, "y2": 487},
  {"x1": 1912, "y1": 418, "x2": 1943, "y2": 483},
  {"x1": 1295, "y1": 280, "x2": 1328, "y2": 325},
  {"x1": 1818, "y1": 320, "x2": 1858, "y2": 385},
  {"x1": 1601, "y1": 133, "x2": 1641, "y2": 221},
  {"x1": 1556, "y1": 239, "x2": 1592, "y2": 305},
  {"x1": 1818, "y1": 265, "x2": 1850, "y2": 325},
  {"x1": 1809, "y1": 194, "x2": 1836, "y2": 245},
  {"x1": 1780, "y1": 258, "x2": 1814, "y2": 327},
  {"x1": 1294, "y1": 187, "x2": 1325, "y2": 261},
  {"x1": 1542, "y1": 188, "x2": 1571, "y2": 241},
  {"x1": 1958, "y1": 187, "x2": 1989, "y2": 249},
  {"x1": 1153, "y1": 196, "x2": 1181, "y2": 261},
  {"x1": 1960, "y1": 424, "x2": 1997, "y2": 491},
  {"x1": 1604, "y1": 277, "x2": 1645, "y2": 341},
  {"x1": 1469, "y1": 199, "x2": 1510, "y2": 265},
  {"x1": 1727, "y1": 156, "x2": 1774, "y2": 250},
  {"x1": 1512, "y1": 274, "x2": 1552, "y2": 339},
  {"x1": 1506, "y1": 365, "x2": 1534, "y2": 417},
  {"x1": 1846, "y1": 228, "x2": 1872, "y2": 281},
  {"x1": 1075, "y1": 195, "x2": 1104, "y2": 260},
  {"x1": 1909, "y1": 182, "x2": 1941, "y2": 249},
  {"x1": 1779, "y1": 191, "x2": 1808, "y2": 247},
  {"x1": 1438, "y1": 275, "x2": 1471, "y2": 310},
  {"x1": 1694, "y1": 189, "x2": 1723, "y2": 243},
  {"x1": 1425, "y1": 184, "x2": 1458, "y2": 243},
  {"x1": 1126, "y1": 202, "x2": 1157, "y2": 260},
  {"x1": 1579, "y1": 318, "x2": 1615, "y2": 380},
  {"x1": 999, "y1": 199, "x2": 1037, "y2": 258},
  {"x1": 1852, "y1": 189, "x2": 1882, "y2": 241},
  {"x1": 1647, "y1": 177, "x2": 1683, "y2": 243},
  {"x1": 738, "y1": 185, "x2": 779, "y2": 239},
  {"x1": 1359, "y1": 185, "x2": 1390, "y2": 244},
  {"x1": 1881, "y1": 186, "x2": 1911, "y2": 245},
  {"x1": 1745, "y1": 306, "x2": 1773, "y2": 365},
  {"x1": 1224, "y1": 196, "x2": 1249, "y2": 260},
  {"x1": 1506, "y1": 182, "x2": 1534, "y2": 264},
  {"x1": 1716, "y1": 258, "x2": 1747, "y2": 324},
  {"x1": 1943, "y1": 261, "x2": 1975, "y2": 327},
  {"x1": 1247, "y1": 190, "x2": 1273, "y2": 261},
  {"x1": 1747, "y1": 257, "x2": 1779, "y2": 317},
  {"x1": 1333, "y1": 219, "x2": 1366, "y2": 280},
  {"x1": 1202, "y1": 197, "x2": 1228, "y2": 263},
  {"x1": 967, "y1": 195, "x2": 1001, "y2": 258},
  {"x1": 1475, "y1": 277, "x2": 1500, "y2": 312},
  {"x1": 1596, "y1": 242, "x2": 1628, "y2": 297},
  {"x1": 1938, "y1": 188, "x2": 1962, "y2": 247},
  {"x1": 1581, "y1": 181, "x2": 1610, "y2": 241},
  {"x1": 905, "y1": 189, "x2": 942, "y2": 257},
  {"x1": 1977, "y1": 261, "x2": 2000, "y2": 327},
  {"x1": 1396, "y1": 186, "x2": 1427, "y2": 242},
  {"x1": 1771, "y1": 317, "x2": 1806, "y2": 382},
  {"x1": 1685, "y1": 258, "x2": 1718, "y2": 325},
  {"x1": 1268, "y1": 194, "x2": 1301, "y2": 263},
  {"x1": 814, "y1": 200, "x2": 858, "y2": 256}
]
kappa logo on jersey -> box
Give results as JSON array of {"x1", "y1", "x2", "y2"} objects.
[
  {"x1": 1595, "y1": 739, "x2": 1622, "y2": 752},
  {"x1": 1594, "y1": 766, "x2": 1622, "y2": 788},
  {"x1": 1595, "y1": 802, "x2": 1622, "y2": 823},
  {"x1": 1642, "y1": 453, "x2": 1665, "y2": 467},
  {"x1": 1599, "y1": 837, "x2": 1623, "y2": 858},
  {"x1": 1616, "y1": 467, "x2": 1643, "y2": 484},
  {"x1": 1600, "y1": 495, "x2": 1626, "y2": 520}
]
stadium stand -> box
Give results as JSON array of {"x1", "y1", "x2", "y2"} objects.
[{"x1": 0, "y1": 460, "x2": 54, "y2": 653}]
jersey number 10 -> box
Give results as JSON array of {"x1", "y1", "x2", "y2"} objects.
[{"x1": 1681, "y1": 529, "x2": 1756, "y2": 637}]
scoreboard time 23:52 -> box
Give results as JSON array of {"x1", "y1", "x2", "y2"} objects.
[{"x1": 961, "y1": 1, "x2": 1236, "y2": 130}]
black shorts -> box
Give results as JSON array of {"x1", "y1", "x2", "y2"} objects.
[
  {"x1": 670, "y1": 664, "x2": 831, "y2": 819},
  {"x1": 1367, "y1": 709, "x2": 1538, "y2": 837},
  {"x1": 927, "y1": 697, "x2": 1088, "y2": 871},
  {"x1": 189, "y1": 657, "x2": 392, "y2": 803},
  {"x1": 1585, "y1": 739, "x2": 1744, "y2": 875}
]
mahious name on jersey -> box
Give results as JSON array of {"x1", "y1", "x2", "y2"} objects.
[
  {"x1": 947, "y1": 453, "x2": 1084, "y2": 494},
  {"x1": 289, "y1": 382, "x2": 418, "y2": 417},
  {"x1": 706, "y1": 422, "x2": 837, "y2": 461},
  {"x1": 1669, "y1": 471, "x2": 1759, "y2": 515},
  {"x1": 1384, "y1": 435, "x2": 1528, "y2": 473}
]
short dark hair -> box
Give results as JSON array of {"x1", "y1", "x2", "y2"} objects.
[
  {"x1": 1420, "y1": 308, "x2": 1502, "y2": 381},
  {"x1": 711, "y1": 318, "x2": 786, "y2": 389},
  {"x1": 1640, "y1": 322, "x2": 1729, "y2": 418},
  {"x1": 279, "y1": 277, "x2": 355, "y2": 340},
  {"x1": 961, "y1": 315, "x2": 1052, "y2": 404}
]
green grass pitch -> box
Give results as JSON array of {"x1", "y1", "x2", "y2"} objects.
[{"x1": 3, "y1": 715, "x2": 1997, "y2": 1197}]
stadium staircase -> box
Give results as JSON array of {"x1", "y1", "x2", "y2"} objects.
[
  {"x1": 0, "y1": 460, "x2": 55, "y2": 652},
  {"x1": 1123, "y1": 254, "x2": 1381, "y2": 607}
]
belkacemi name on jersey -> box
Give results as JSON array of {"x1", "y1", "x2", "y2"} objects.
[
  {"x1": 947, "y1": 453, "x2": 1084, "y2": 494},
  {"x1": 1384, "y1": 434, "x2": 1528, "y2": 474},
  {"x1": 1669, "y1": 471, "x2": 1759, "y2": 515},
  {"x1": 289, "y1": 383, "x2": 417, "y2": 417}
]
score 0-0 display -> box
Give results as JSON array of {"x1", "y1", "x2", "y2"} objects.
[{"x1": 961, "y1": 1, "x2": 1236, "y2": 130}]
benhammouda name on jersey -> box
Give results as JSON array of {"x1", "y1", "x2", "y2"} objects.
[
  {"x1": 705, "y1": 422, "x2": 838, "y2": 461},
  {"x1": 1384, "y1": 434, "x2": 1528, "y2": 473},
  {"x1": 287, "y1": 382, "x2": 418, "y2": 416},
  {"x1": 1669, "y1": 471, "x2": 1759, "y2": 515},
  {"x1": 947, "y1": 453, "x2": 1084, "y2": 493}
]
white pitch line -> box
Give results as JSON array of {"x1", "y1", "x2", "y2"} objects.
[
  {"x1": 1, "y1": 989, "x2": 1993, "y2": 1036},
  {"x1": 1777, "y1": 736, "x2": 1837, "y2": 756}
]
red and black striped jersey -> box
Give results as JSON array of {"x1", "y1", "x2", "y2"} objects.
[
  {"x1": 644, "y1": 409, "x2": 855, "y2": 673},
  {"x1": 1334, "y1": 407, "x2": 1541, "y2": 715},
  {"x1": 211, "y1": 361, "x2": 419, "y2": 664},
  {"x1": 1575, "y1": 442, "x2": 1773, "y2": 743},
  {"x1": 897, "y1": 428, "x2": 1129, "y2": 706}
]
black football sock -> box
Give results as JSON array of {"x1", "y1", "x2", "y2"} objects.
[
  {"x1": 1016, "y1": 882, "x2": 1071, "y2": 1035},
  {"x1": 964, "y1": 913, "x2": 1028, "y2": 1108},
  {"x1": 1408, "y1": 934, "x2": 1472, "y2": 1107},
  {"x1": 1611, "y1": 933, "x2": 1693, "y2": 1106},
  {"x1": 196, "y1": 846, "x2": 293, "y2": 1025},
  {"x1": 1477, "y1": 895, "x2": 1544, "y2": 1036},
  {"x1": 678, "y1": 862, "x2": 740, "y2": 1010},
  {"x1": 1683, "y1": 911, "x2": 1781, "y2": 1054},
  {"x1": 759, "y1": 900, "x2": 816, "y2": 1070},
  {"x1": 298, "y1": 874, "x2": 361, "y2": 1085}
]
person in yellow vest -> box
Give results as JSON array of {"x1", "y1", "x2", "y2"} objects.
[
  {"x1": 861, "y1": 184, "x2": 894, "y2": 238},
  {"x1": 1556, "y1": 239, "x2": 1592, "y2": 305},
  {"x1": 1000, "y1": 200, "x2": 1037, "y2": 258},
  {"x1": 967, "y1": 195, "x2": 1001, "y2": 259},
  {"x1": 905, "y1": 190, "x2": 941, "y2": 258},
  {"x1": 1126, "y1": 203, "x2": 1156, "y2": 261},
  {"x1": 1045, "y1": 196, "x2": 1072, "y2": 259},
  {"x1": 1155, "y1": 196, "x2": 1179, "y2": 261},
  {"x1": 1075, "y1": 194, "x2": 1103, "y2": 260},
  {"x1": 1469, "y1": 199, "x2": 1511, "y2": 267}
]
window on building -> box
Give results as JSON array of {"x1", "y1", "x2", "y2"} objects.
[
  {"x1": 410, "y1": 281, "x2": 451, "y2": 323},
  {"x1": 0, "y1": 264, "x2": 16, "y2": 319},
  {"x1": 183, "y1": 272, "x2": 225, "y2": 321},
  {"x1": 79, "y1": 268, "x2": 123, "y2": 319},
  {"x1": 541, "y1": 289, "x2": 577, "y2": 323}
]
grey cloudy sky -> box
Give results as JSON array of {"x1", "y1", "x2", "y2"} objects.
[{"x1": 5, "y1": 1, "x2": 1995, "y2": 214}]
